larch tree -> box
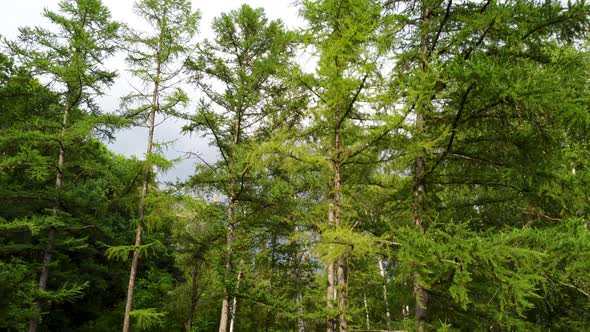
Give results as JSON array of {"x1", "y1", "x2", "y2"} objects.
[
  {"x1": 184, "y1": 5, "x2": 295, "y2": 332},
  {"x1": 112, "y1": 0, "x2": 200, "y2": 331},
  {"x1": 382, "y1": 0, "x2": 590, "y2": 330},
  {"x1": 5, "y1": 1, "x2": 119, "y2": 330},
  {"x1": 298, "y1": 0, "x2": 396, "y2": 330}
]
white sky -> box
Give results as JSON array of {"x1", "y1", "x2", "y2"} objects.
[{"x1": 0, "y1": 0, "x2": 304, "y2": 183}]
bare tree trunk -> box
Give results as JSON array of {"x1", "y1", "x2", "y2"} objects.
[
  {"x1": 185, "y1": 265, "x2": 200, "y2": 332},
  {"x1": 219, "y1": 297, "x2": 230, "y2": 332},
  {"x1": 327, "y1": 204, "x2": 336, "y2": 332},
  {"x1": 334, "y1": 128, "x2": 348, "y2": 332},
  {"x1": 363, "y1": 291, "x2": 370, "y2": 331},
  {"x1": 123, "y1": 64, "x2": 160, "y2": 332},
  {"x1": 28, "y1": 103, "x2": 70, "y2": 332},
  {"x1": 378, "y1": 259, "x2": 392, "y2": 330},
  {"x1": 337, "y1": 256, "x2": 347, "y2": 332},
  {"x1": 219, "y1": 199, "x2": 235, "y2": 332},
  {"x1": 229, "y1": 271, "x2": 242, "y2": 332},
  {"x1": 297, "y1": 291, "x2": 305, "y2": 332}
]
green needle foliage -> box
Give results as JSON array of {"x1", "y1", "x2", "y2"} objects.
[
  {"x1": 184, "y1": 5, "x2": 297, "y2": 331},
  {"x1": 2, "y1": 0, "x2": 121, "y2": 330},
  {"x1": 115, "y1": 1, "x2": 199, "y2": 330},
  {"x1": 1, "y1": 1, "x2": 590, "y2": 331}
]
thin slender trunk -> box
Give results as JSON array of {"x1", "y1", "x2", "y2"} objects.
[
  {"x1": 334, "y1": 128, "x2": 347, "y2": 332},
  {"x1": 413, "y1": 103, "x2": 428, "y2": 332},
  {"x1": 337, "y1": 256, "x2": 347, "y2": 332},
  {"x1": 28, "y1": 103, "x2": 70, "y2": 332},
  {"x1": 413, "y1": 4, "x2": 431, "y2": 331},
  {"x1": 297, "y1": 291, "x2": 305, "y2": 332},
  {"x1": 327, "y1": 203, "x2": 336, "y2": 332},
  {"x1": 123, "y1": 62, "x2": 160, "y2": 332},
  {"x1": 229, "y1": 271, "x2": 242, "y2": 332},
  {"x1": 265, "y1": 238, "x2": 277, "y2": 331},
  {"x1": 221, "y1": 107, "x2": 241, "y2": 332},
  {"x1": 185, "y1": 265, "x2": 200, "y2": 332},
  {"x1": 378, "y1": 259, "x2": 392, "y2": 329},
  {"x1": 402, "y1": 275, "x2": 409, "y2": 320},
  {"x1": 413, "y1": 116, "x2": 428, "y2": 332},
  {"x1": 363, "y1": 291, "x2": 370, "y2": 331},
  {"x1": 219, "y1": 198, "x2": 235, "y2": 332},
  {"x1": 229, "y1": 296, "x2": 237, "y2": 332}
]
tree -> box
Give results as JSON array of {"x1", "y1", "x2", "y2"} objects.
[
  {"x1": 381, "y1": 0, "x2": 590, "y2": 330},
  {"x1": 1, "y1": 1, "x2": 590, "y2": 331},
  {"x1": 298, "y1": 0, "x2": 393, "y2": 330},
  {"x1": 169, "y1": 197, "x2": 225, "y2": 332},
  {"x1": 115, "y1": 1, "x2": 199, "y2": 331},
  {"x1": 184, "y1": 5, "x2": 295, "y2": 331},
  {"x1": 0, "y1": 50, "x2": 156, "y2": 331},
  {"x1": 5, "y1": 1, "x2": 119, "y2": 330}
]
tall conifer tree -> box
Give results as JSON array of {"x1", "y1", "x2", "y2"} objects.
[
  {"x1": 115, "y1": 1, "x2": 199, "y2": 331},
  {"x1": 6, "y1": 1, "x2": 119, "y2": 330},
  {"x1": 298, "y1": 1, "x2": 394, "y2": 330},
  {"x1": 185, "y1": 5, "x2": 294, "y2": 331}
]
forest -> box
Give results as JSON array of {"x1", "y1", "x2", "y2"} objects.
[{"x1": 1, "y1": 0, "x2": 590, "y2": 331}]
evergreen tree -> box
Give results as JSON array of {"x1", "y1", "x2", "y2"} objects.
[
  {"x1": 0, "y1": 1, "x2": 589, "y2": 331},
  {"x1": 0, "y1": 53, "x2": 150, "y2": 332}
]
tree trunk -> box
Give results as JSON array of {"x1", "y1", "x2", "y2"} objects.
[
  {"x1": 337, "y1": 256, "x2": 347, "y2": 332},
  {"x1": 413, "y1": 4, "x2": 432, "y2": 331},
  {"x1": 413, "y1": 114, "x2": 428, "y2": 332},
  {"x1": 327, "y1": 203, "x2": 336, "y2": 332},
  {"x1": 123, "y1": 64, "x2": 159, "y2": 332},
  {"x1": 334, "y1": 128, "x2": 348, "y2": 332},
  {"x1": 185, "y1": 265, "x2": 200, "y2": 332},
  {"x1": 297, "y1": 291, "x2": 305, "y2": 332},
  {"x1": 378, "y1": 258, "x2": 392, "y2": 329},
  {"x1": 363, "y1": 291, "x2": 370, "y2": 331},
  {"x1": 28, "y1": 227, "x2": 56, "y2": 332},
  {"x1": 229, "y1": 271, "x2": 242, "y2": 332},
  {"x1": 413, "y1": 113, "x2": 428, "y2": 332},
  {"x1": 219, "y1": 198, "x2": 235, "y2": 332},
  {"x1": 219, "y1": 297, "x2": 230, "y2": 332},
  {"x1": 28, "y1": 102, "x2": 70, "y2": 332}
]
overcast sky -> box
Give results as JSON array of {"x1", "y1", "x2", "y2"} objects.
[{"x1": 0, "y1": 0, "x2": 304, "y2": 183}]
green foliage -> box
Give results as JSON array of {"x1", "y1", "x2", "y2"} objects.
[
  {"x1": 105, "y1": 240, "x2": 164, "y2": 261},
  {"x1": 1, "y1": 1, "x2": 590, "y2": 331},
  {"x1": 0, "y1": 259, "x2": 34, "y2": 331},
  {"x1": 129, "y1": 308, "x2": 167, "y2": 330}
]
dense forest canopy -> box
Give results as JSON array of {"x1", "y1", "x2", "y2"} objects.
[{"x1": 1, "y1": 0, "x2": 590, "y2": 331}]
